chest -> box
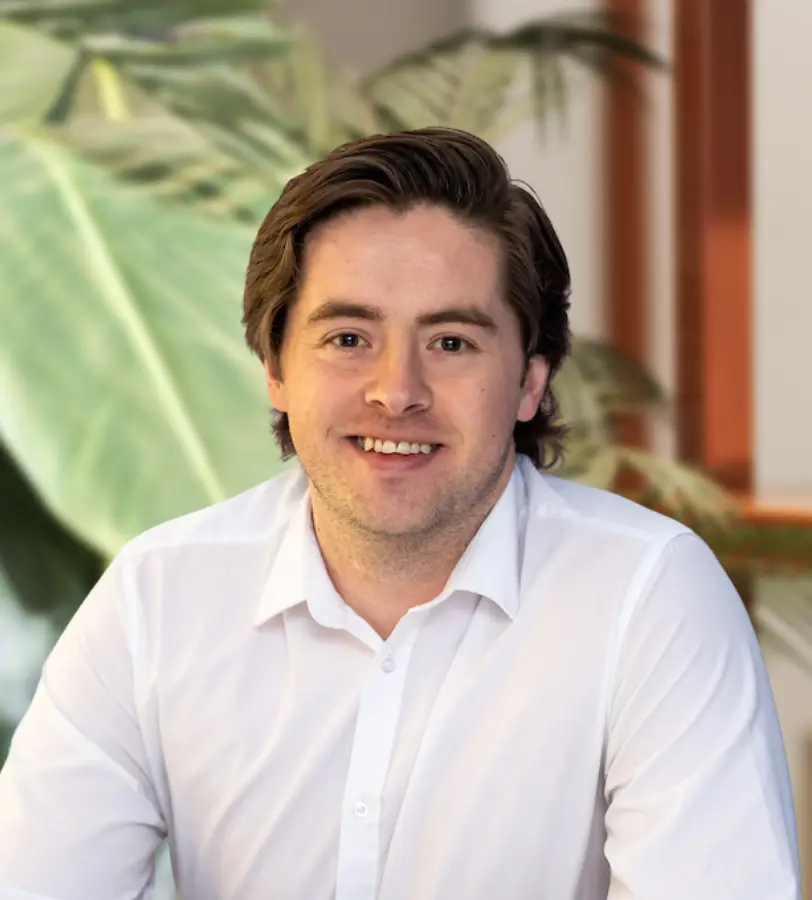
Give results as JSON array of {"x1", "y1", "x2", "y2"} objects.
[{"x1": 155, "y1": 601, "x2": 612, "y2": 899}]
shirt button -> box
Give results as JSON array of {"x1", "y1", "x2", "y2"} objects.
[
  {"x1": 353, "y1": 801, "x2": 369, "y2": 818},
  {"x1": 381, "y1": 656, "x2": 396, "y2": 673}
]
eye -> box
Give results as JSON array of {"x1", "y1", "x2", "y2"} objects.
[
  {"x1": 433, "y1": 335, "x2": 475, "y2": 353},
  {"x1": 328, "y1": 332, "x2": 366, "y2": 349}
]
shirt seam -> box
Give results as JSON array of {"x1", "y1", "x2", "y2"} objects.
[
  {"x1": 118, "y1": 555, "x2": 168, "y2": 826},
  {"x1": 599, "y1": 529, "x2": 695, "y2": 760}
]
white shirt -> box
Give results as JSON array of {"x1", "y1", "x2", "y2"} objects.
[{"x1": 0, "y1": 455, "x2": 800, "y2": 900}]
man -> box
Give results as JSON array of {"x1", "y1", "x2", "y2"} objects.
[{"x1": 0, "y1": 128, "x2": 800, "y2": 899}]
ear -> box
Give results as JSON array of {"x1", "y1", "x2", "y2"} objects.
[
  {"x1": 264, "y1": 360, "x2": 288, "y2": 413},
  {"x1": 517, "y1": 355, "x2": 550, "y2": 422}
]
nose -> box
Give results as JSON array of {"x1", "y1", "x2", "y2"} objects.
[{"x1": 364, "y1": 341, "x2": 431, "y2": 416}]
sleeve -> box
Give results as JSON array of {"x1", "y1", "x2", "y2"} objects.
[
  {"x1": 0, "y1": 552, "x2": 166, "y2": 900},
  {"x1": 604, "y1": 532, "x2": 801, "y2": 900}
]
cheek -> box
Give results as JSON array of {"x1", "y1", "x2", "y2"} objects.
[
  {"x1": 458, "y1": 380, "x2": 521, "y2": 441},
  {"x1": 287, "y1": 363, "x2": 363, "y2": 426}
]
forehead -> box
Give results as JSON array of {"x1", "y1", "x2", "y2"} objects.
[{"x1": 297, "y1": 204, "x2": 505, "y2": 311}]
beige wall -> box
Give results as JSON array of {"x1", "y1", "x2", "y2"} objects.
[
  {"x1": 278, "y1": 0, "x2": 467, "y2": 72},
  {"x1": 645, "y1": 0, "x2": 677, "y2": 459},
  {"x1": 753, "y1": 0, "x2": 812, "y2": 505},
  {"x1": 753, "y1": 4, "x2": 812, "y2": 885}
]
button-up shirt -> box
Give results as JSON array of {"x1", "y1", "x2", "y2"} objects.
[{"x1": 0, "y1": 455, "x2": 800, "y2": 899}]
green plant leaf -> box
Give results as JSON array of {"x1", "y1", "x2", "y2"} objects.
[
  {"x1": 0, "y1": 0, "x2": 281, "y2": 39},
  {"x1": 0, "y1": 439, "x2": 102, "y2": 626},
  {"x1": 52, "y1": 54, "x2": 315, "y2": 218},
  {"x1": 16, "y1": 12, "x2": 665, "y2": 223},
  {"x1": 0, "y1": 128, "x2": 288, "y2": 556},
  {"x1": 697, "y1": 518, "x2": 812, "y2": 579},
  {"x1": 0, "y1": 0, "x2": 294, "y2": 126},
  {"x1": 570, "y1": 338, "x2": 665, "y2": 411},
  {"x1": 81, "y1": 16, "x2": 289, "y2": 67},
  {"x1": 361, "y1": 12, "x2": 665, "y2": 139},
  {"x1": 0, "y1": 20, "x2": 78, "y2": 124},
  {"x1": 612, "y1": 445, "x2": 736, "y2": 522},
  {"x1": 555, "y1": 339, "x2": 666, "y2": 449},
  {"x1": 754, "y1": 577, "x2": 812, "y2": 673},
  {"x1": 258, "y1": 26, "x2": 355, "y2": 156},
  {"x1": 54, "y1": 112, "x2": 294, "y2": 221},
  {"x1": 0, "y1": 558, "x2": 56, "y2": 766}
]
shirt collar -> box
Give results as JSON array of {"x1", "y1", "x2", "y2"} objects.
[
  {"x1": 436, "y1": 465, "x2": 524, "y2": 618},
  {"x1": 254, "y1": 461, "x2": 525, "y2": 628}
]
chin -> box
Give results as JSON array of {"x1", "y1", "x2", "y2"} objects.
[{"x1": 355, "y1": 502, "x2": 445, "y2": 538}]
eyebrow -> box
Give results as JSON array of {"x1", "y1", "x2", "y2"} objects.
[{"x1": 304, "y1": 300, "x2": 499, "y2": 332}]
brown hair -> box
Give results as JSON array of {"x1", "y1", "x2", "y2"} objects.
[{"x1": 242, "y1": 126, "x2": 572, "y2": 469}]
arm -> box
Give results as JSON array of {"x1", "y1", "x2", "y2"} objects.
[
  {"x1": 604, "y1": 533, "x2": 800, "y2": 899},
  {"x1": 0, "y1": 553, "x2": 165, "y2": 899}
]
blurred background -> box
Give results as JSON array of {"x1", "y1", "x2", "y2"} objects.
[{"x1": 1, "y1": 0, "x2": 811, "y2": 895}]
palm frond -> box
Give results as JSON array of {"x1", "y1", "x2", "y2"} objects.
[
  {"x1": 360, "y1": 12, "x2": 665, "y2": 139},
  {"x1": 753, "y1": 577, "x2": 812, "y2": 674},
  {"x1": 697, "y1": 518, "x2": 812, "y2": 579},
  {"x1": 257, "y1": 26, "x2": 362, "y2": 157},
  {"x1": 555, "y1": 338, "x2": 666, "y2": 445},
  {"x1": 582, "y1": 444, "x2": 737, "y2": 523}
]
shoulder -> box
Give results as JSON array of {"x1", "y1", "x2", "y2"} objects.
[
  {"x1": 516, "y1": 456, "x2": 723, "y2": 631},
  {"x1": 518, "y1": 456, "x2": 693, "y2": 548},
  {"x1": 119, "y1": 463, "x2": 309, "y2": 563}
]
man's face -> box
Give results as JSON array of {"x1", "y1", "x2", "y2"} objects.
[{"x1": 266, "y1": 203, "x2": 548, "y2": 538}]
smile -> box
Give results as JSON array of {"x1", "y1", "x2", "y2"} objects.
[{"x1": 353, "y1": 437, "x2": 440, "y2": 455}]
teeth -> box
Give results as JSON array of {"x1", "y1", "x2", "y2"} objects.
[{"x1": 355, "y1": 437, "x2": 436, "y2": 455}]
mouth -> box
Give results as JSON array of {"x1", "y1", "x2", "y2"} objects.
[
  {"x1": 345, "y1": 435, "x2": 444, "y2": 470},
  {"x1": 351, "y1": 436, "x2": 441, "y2": 456}
]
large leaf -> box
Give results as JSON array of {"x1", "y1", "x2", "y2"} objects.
[
  {"x1": 0, "y1": 1, "x2": 290, "y2": 121},
  {"x1": 0, "y1": 20, "x2": 78, "y2": 124},
  {"x1": 0, "y1": 129, "x2": 286, "y2": 556},
  {"x1": 0, "y1": 0, "x2": 283, "y2": 41},
  {"x1": 0, "y1": 0, "x2": 295, "y2": 138},
  {"x1": 53, "y1": 59, "x2": 314, "y2": 219},
  {"x1": 52, "y1": 33, "x2": 343, "y2": 219},
  {"x1": 55, "y1": 114, "x2": 285, "y2": 221}
]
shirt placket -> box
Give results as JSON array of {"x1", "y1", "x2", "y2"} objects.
[{"x1": 334, "y1": 613, "x2": 424, "y2": 900}]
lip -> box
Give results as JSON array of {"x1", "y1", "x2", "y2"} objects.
[{"x1": 345, "y1": 436, "x2": 444, "y2": 472}]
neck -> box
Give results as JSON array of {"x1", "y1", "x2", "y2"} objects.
[{"x1": 311, "y1": 498, "x2": 495, "y2": 641}]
